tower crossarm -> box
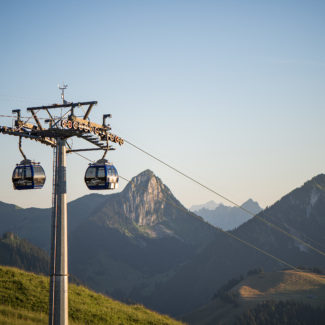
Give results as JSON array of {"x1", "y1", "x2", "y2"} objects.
[
  {"x1": 0, "y1": 125, "x2": 56, "y2": 147},
  {"x1": 26, "y1": 101, "x2": 98, "y2": 111}
]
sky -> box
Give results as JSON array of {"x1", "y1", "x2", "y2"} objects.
[{"x1": 0, "y1": 0, "x2": 324, "y2": 210}]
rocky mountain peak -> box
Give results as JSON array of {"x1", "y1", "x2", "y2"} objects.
[
  {"x1": 123, "y1": 169, "x2": 167, "y2": 199},
  {"x1": 88, "y1": 169, "x2": 217, "y2": 245},
  {"x1": 120, "y1": 170, "x2": 168, "y2": 226},
  {"x1": 90, "y1": 169, "x2": 182, "y2": 234},
  {"x1": 130, "y1": 169, "x2": 155, "y2": 184}
]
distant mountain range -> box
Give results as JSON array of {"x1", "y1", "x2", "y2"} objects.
[
  {"x1": 191, "y1": 199, "x2": 262, "y2": 230},
  {"x1": 1, "y1": 171, "x2": 325, "y2": 319},
  {"x1": 190, "y1": 200, "x2": 220, "y2": 211}
]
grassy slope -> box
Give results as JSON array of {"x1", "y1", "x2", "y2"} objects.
[
  {"x1": 183, "y1": 270, "x2": 325, "y2": 325},
  {"x1": 235, "y1": 270, "x2": 325, "y2": 303},
  {"x1": 0, "y1": 266, "x2": 184, "y2": 325}
]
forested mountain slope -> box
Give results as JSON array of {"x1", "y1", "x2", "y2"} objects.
[{"x1": 0, "y1": 232, "x2": 49, "y2": 274}]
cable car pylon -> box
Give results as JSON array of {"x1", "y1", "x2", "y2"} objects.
[{"x1": 0, "y1": 86, "x2": 124, "y2": 325}]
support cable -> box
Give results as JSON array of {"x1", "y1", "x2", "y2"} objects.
[
  {"x1": 71, "y1": 151, "x2": 94, "y2": 162},
  {"x1": 123, "y1": 139, "x2": 325, "y2": 257}
]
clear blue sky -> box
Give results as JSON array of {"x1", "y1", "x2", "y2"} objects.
[{"x1": 0, "y1": 0, "x2": 324, "y2": 209}]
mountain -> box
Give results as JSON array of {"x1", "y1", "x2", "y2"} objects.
[
  {"x1": 192, "y1": 199, "x2": 262, "y2": 230},
  {"x1": 0, "y1": 232, "x2": 49, "y2": 275},
  {"x1": 142, "y1": 174, "x2": 325, "y2": 316},
  {"x1": 0, "y1": 265, "x2": 183, "y2": 325},
  {"x1": 69, "y1": 170, "x2": 218, "y2": 300},
  {"x1": 190, "y1": 200, "x2": 219, "y2": 212},
  {"x1": 88, "y1": 169, "x2": 216, "y2": 246},
  {"x1": 183, "y1": 269, "x2": 325, "y2": 325}
]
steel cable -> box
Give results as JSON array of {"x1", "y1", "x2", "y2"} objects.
[{"x1": 123, "y1": 138, "x2": 325, "y2": 257}]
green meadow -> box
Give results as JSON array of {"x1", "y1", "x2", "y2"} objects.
[{"x1": 0, "y1": 266, "x2": 183, "y2": 325}]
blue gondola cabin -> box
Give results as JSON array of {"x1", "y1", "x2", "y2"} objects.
[
  {"x1": 85, "y1": 159, "x2": 119, "y2": 190},
  {"x1": 12, "y1": 160, "x2": 46, "y2": 190}
]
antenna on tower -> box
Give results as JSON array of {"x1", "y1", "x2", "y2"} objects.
[{"x1": 58, "y1": 83, "x2": 68, "y2": 104}]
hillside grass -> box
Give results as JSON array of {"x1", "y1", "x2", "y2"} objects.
[
  {"x1": 183, "y1": 270, "x2": 325, "y2": 325},
  {"x1": 0, "y1": 266, "x2": 184, "y2": 325},
  {"x1": 0, "y1": 305, "x2": 47, "y2": 325}
]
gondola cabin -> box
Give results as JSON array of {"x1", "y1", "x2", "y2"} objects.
[
  {"x1": 12, "y1": 160, "x2": 46, "y2": 190},
  {"x1": 85, "y1": 159, "x2": 119, "y2": 190}
]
